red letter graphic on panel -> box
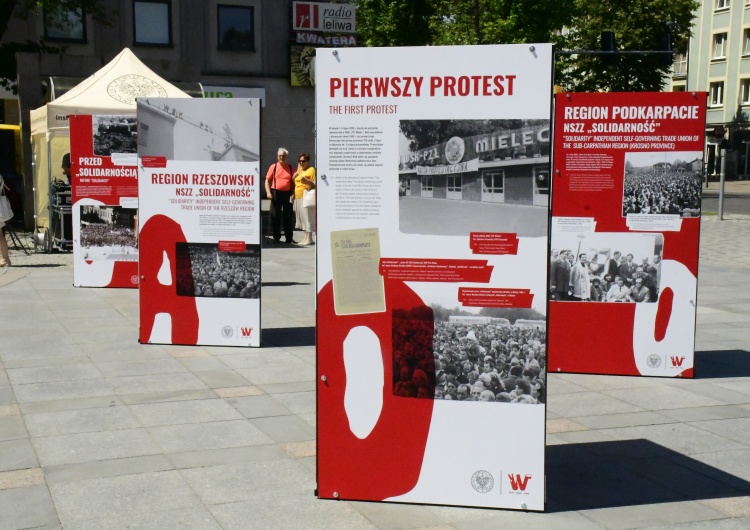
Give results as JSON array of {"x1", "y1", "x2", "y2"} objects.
[
  {"x1": 139, "y1": 215, "x2": 199, "y2": 345},
  {"x1": 317, "y1": 279, "x2": 434, "y2": 501}
]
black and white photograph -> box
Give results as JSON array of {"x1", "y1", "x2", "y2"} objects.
[
  {"x1": 176, "y1": 242, "x2": 260, "y2": 299},
  {"x1": 392, "y1": 305, "x2": 546, "y2": 404},
  {"x1": 398, "y1": 119, "x2": 551, "y2": 237},
  {"x1": 549, "y1": 232, "x2": 664, "y2": 303},
  {"x1": 137, "y1": 98, "x2": 260, "y2": 162},
  {"x1": 622, "y1": 151, "x2": 703, "y2": 217},
  {"x1": 79, "y1": 205, "x2": 138, "y2": 260},
  {"x1": 92, "y1": 115, "x2": 137, "y2": 156}
]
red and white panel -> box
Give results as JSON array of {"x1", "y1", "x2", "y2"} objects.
[
  {"x1": 136, "y1": 98, "x2": 261, "y2": 347},
  {"x1": 70, "y1": 114, "x2": 139, "y2": 288},
  {"x1": 316, "y1": 44, "x2": 552, "y2": 511},
  {"x1": 549, "y1": 92, "x2": 706, "y2": 377}
]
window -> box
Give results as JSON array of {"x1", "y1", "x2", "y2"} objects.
[
  {"x1": 133, "y1": 1, "x2": 172, "y2": 46},
  {"x1": 673, "y1": 53, "x2": 688, "y2": 76},
  {"x1": 741, "y1": 79, "x2": 750, "y2": 104},
  {"x1": 710, "y1": 81, "x2": 725, "y2": 106},
  {"x1": 713, "y1": 33, "x2": 728, "y2": 59},
  {"x1": 44, "y1": 8, "x2": 86, "y2": 42},
  {"x1": 218, "y1": 5, "x2": 254, "y2": 51},
  {"x1": 483, "y1": 171, "x2": 504, "y2": 193},
  {"x1": 447, "y1": 176, "x2": 461, "y2": 192},
  {"x1": 738, "y1": 140, "x2": 750, "y2": 176},
  {"x1": 673, "y1": 85, "x2": 686, "y2": 92},
  {"x1": 534, "y1": 168, "x2": 549, "y2": 195},
  {"x1": 716, "y1": 0, "x2": 730, "y2": 9},
  {"x1": 744, "y1": 29, "x2": 750, "y2": 55},
  {"x1": 421, "y1": 177, "x2": 433, "y2": 191}
]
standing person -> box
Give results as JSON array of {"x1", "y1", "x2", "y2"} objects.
[
  {"x1": 264, "y1": 148, "x2": 296, "y2": 245},
  {"x1": 569, "y1": 253, "x2": 591, "y2": 301},
  {"x1": 618, "y1": 253, "x2": 637, "y2": 287},
  {"x1": 0, "y1": 221, "x2": 9, "y2": 268},
  {"x1": 293, "y1": 153, "x2": 316, "y2": 246},
  {"x1": 551, "y1": 249, "x2": 571, "y2": 301},
  {"x1": 61, "y1": 153, "x2": 71, "y2": 182},
  {"x1": 606, "y1": 250, "x2": 621, "y2": 280},
  {"x1": 0, "y1": 177, "x2": 10, "y2": 267},
  {"x1": 549, "y1": 249, "x2": 559, "y2": 298}
]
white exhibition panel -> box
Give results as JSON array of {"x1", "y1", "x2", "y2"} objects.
[{"x1": 316, "y1": 44, "x2": 552, "y2": 511}]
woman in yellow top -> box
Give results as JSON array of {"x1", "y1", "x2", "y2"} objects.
[{"x1": 293, "y1": 153, "x2": 316, "y2": 246}]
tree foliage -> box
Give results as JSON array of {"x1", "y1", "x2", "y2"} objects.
[
  {"x1": 0, "y1": 1, "x2": 115, "y2": 92},
  {"x1": 354, "y1": 0, "x2": 434, "y2": 47},
  {"x1": 354, "y1": 0, "x2": 700, "y2": 92},
  {"x1": 429, "y1": 0, "x2": 573, "y2": 46},
  {"x1": 555, "y1": 0, "x2": 700, "y2": 92},
  {"x1": 399, "y1": 119, "x2": 524, "y2": 150}
]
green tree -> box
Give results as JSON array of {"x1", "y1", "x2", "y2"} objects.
[
  {"x1": 400, "y1": 119, "x2": 524, "y2": 150},
  {"x1": 354, "y1": 0, "x2": 699, "y2": 92},
  {"x1": 353, "y1": 0, "x2": 434, "y2": 46},
  {"x1": 555, "y1": 0, "x2": 699, "y2": 92},
  {"x1": 429, "y1": 0, "x2": 573, "y2": 46},
  {"x1": 0, "y1": 1, "x2": 114, "y2": 92}
]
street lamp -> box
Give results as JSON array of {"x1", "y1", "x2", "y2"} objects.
[{"x1": 666, "y1": 21, "x2": 692, "y2": 91}]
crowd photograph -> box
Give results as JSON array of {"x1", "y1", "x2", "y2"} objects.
[
  {"x1": 549, "y1": 232, "x2": 663, "y2": 303},
  {"x1": 92, "y1": 115, "x2": 137, "y2": 156},
  {"x1": 392, "y1": 307, "x2": 546, "y2": 405},
  {"x1": 622, "y1": 151, "x2": 703, "y2": 217},
  {"x1": 79, "y1": 205, "x2": 138, "y2": 259},
  {"x1": 175, "y1": 242, "x2": 260, "y2": 299}
]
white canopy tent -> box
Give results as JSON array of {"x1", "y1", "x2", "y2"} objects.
[{"x1": 30, "y1": 48, "x2": 191, "y2": 248}]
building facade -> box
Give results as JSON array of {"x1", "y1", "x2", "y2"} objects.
[
  {"x1": 667, "y1": 0, "x2": 750, "y2": 180},
  {"x1": 399, "y1": 122, "x2": 550, "y2": 208},
  {"x1": 2, "y1": 0, "x2": 315, "y2": 227}
]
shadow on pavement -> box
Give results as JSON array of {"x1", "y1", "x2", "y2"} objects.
[
  {"x1": 694, "y1": 350, "x2": 750, "y2": 379},
  {"x1": 262, "y1": 326, "x2": 314, "y2": 347},
  {"x1": 547, "y1": 439, "x2": 750, "y2": 512},
  {"x1": 11, "y1": 264, "x2": 64, "y2": 268}
]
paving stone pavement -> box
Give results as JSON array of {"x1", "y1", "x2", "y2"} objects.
[{"x1": 1, "y1": 221, "x2": 750, "y2": 529}]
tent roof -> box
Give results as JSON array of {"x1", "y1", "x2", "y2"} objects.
[{"x1": 31, "y1": 48, "x2": 190, "y2": 136}]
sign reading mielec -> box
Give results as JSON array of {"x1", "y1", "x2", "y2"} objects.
[{"x1": 293, "y1": 2, "x2": 357, "y2": 34}]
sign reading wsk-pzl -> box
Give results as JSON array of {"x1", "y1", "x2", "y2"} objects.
[{"x1": 293, "y1": 1, "x2": 356, "y2": 33}]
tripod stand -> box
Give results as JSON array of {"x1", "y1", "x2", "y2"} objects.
[{"x1": 3, "y1": 223, "x2": 31, "y2": 255}]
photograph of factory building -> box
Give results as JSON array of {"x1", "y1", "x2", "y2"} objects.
[{"x1": 398, "y1": 119, "x2": 550, "y2": 237}]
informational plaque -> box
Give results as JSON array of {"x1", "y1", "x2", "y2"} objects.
[
  {"x1": 137, "y1": 98, "x2": 262, "y2": 347},
  {"x1": 316, "y1": 44, "x2": 553, "y2": 511},
  {"x1": 548, "y1": 92, "x2": 707, "y2": 377},
  {"x1": 70, "y1": 114, "x2": 139, "y2": 288}
]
